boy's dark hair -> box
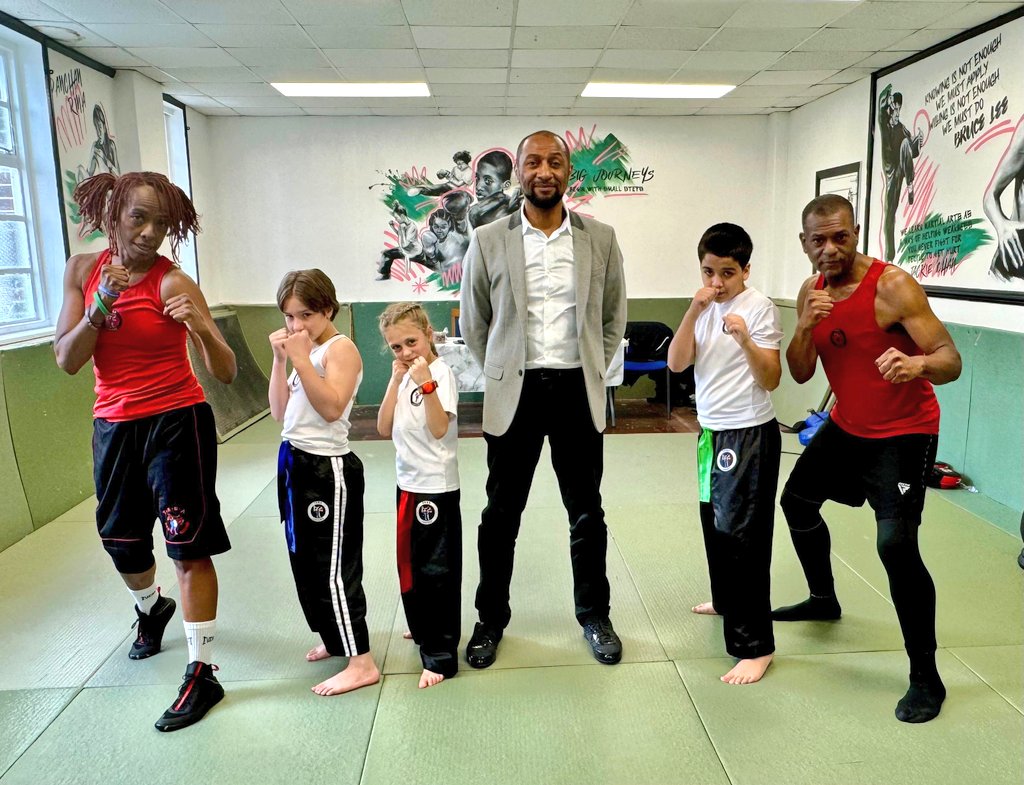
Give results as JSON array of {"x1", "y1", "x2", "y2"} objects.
[
  {"x1": 276, "y1": 269, "x2": 340, "y2": 320},
  {"x1": 697, "y1": 223, "x2": 753, "y2": 268}
]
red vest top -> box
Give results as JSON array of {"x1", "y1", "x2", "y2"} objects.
[
  {"x1": 812, "y1": 260, "x2": 940, "y2": 438},
  {"x1": 84, "y1": 250, "x2": 205, "y2": 421}
]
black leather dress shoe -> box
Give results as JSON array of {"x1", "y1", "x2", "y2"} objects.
[
  {"x1": 466, "y1": 622, "x2": 503, "y2": 669},
  {"x1": 582, "y1": 618, "x2": 622, "y2": 664}
]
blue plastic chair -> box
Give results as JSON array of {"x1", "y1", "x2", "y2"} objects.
[{"x1": 622, "y1": 357, "x2": 671, "y2": 418}]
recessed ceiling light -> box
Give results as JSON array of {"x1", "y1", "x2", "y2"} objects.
[
  {"x1": 581, "y1": 83, "x2": 735, "y2": 99},
  {"x1": 34, "y1": 25, "x2": 84, "y2": 43},
  {"x1": 272, "y1": 82, "x2": 430, "y2": 98}
]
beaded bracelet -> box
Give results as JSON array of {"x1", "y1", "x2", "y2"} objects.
[{"x1": 93, "y1": 291, "x2": 111, "y2": 316}]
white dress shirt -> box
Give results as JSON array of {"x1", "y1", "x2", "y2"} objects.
[{"x1": 521, "y1": 205, "x2": 581, "y2": 369}]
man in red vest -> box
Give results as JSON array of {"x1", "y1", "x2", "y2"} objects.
[{"x1": 775, "y1": 194, "x2": 961, "y2": 724}]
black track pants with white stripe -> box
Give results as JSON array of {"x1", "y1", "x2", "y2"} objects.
[{"x1": 278, "y1": 442, "x2": 370, "y2": 656}]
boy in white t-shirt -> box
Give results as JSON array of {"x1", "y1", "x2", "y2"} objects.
[
  {"x1": 377, "y1": 302, "x2": 462, "y2": 688},
  {"x1": 667, "y1": 223, "x2": 783, "y2": 686}
]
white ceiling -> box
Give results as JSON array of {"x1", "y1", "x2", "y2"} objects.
[{"x1": 4, "y1": 0, "x2": 1023, "y2": 117}]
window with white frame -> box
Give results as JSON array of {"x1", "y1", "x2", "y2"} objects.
[
  {"x1": 0, "y1": 24, "x2": 62, "y2": 344},
  {"x1": 163, "y1": 99, "x2": 198, "y2": 283}
]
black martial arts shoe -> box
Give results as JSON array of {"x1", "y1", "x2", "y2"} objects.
[
  {"x1": 466, "y1": 622, "x2": 503, "y2": 669},
  {"x1": 582, "y1": 618, "x2": 622, "y2": 665},
  {"x1": 129, "y1": 594, "x2": 176, "y2": 660},
  {"x1": 155, "y1": 661, "x2": 224, "y2": 732}
]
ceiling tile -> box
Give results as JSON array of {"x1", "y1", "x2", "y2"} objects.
[
  {"x1": 728, "y1": 84, "x2": 804, "y2": 98},
  {"x1": 199, "y1": 82, "x2": 282, "y2": 97},
  {"x1": 2, "y1": 1, "x2": 69, "y2": 22},
  {"x1": 189, "y1": 105, "x2": 238, "y2": 116},
  {"x1": 441, "y1": 107, "x2": 505, "y2": 115},
  {"x1": 159, "y1": 0, "x2": 294, "y2": 24},
  {"x1": 40, "y1": 0, "x2": 181, "y2": 24},
  {"x1": 412, "y1": 26, "x2": 510, "y2": 49},
  {"x1": 253, "y1": 66, "x2": 340, "y2": 82},
  {"x1": 703, "y1": 28, "x2": 818, "y2": 52},
  {"x1": 83, "y1": 24, "x2": 214, "y2": 47},
  {"x1": 928, "y1": 2, "x2": 1021, "y2": 28},
  {"x1": 227, "y1": 48, "x2": 329, "y2": 68},
  {"x1": 176, "y1": 94, "x2": 230, "y2": 110},
  {"x1": 217, "y1": 95, "x2": 298, "y2": 108},
  {"x1": 194, "y1": 24, "x2": 311, "y2": 48},
  {"x1": 511, "y1": 49, "x2": 603, "y2": 68},
  {"x1": 435, "y1": 96, "x2": 508, "y2": 107},
  {"x1": 886, "y1": 28, "x2": 957, "y2": 51},
  {"x1": 370, "y1": 107, "x2": 439, "y2": 115},
  {"x1": 668, "y1": 69, "x2": 756, "y2": 84},
  {"x1": 402, "y1": 0, "x2": 514, "y2": 26},
  {"x1": 513, "y1": 26, "x2": 614, "y2": 48},
  {"x1": 770, "y1": 51, "x2": 870, "y2": 70},
  {"x1": 510, "y1": 67, "x2": 593, "y2": 83},
  {"x1": 283, "y1": 0, "x2": 406, "y2": 24},
  {"x1": 290, "y1": 97, "x2": 373, "y2": 108},
  {"x1": 74, "y1": 47, "x2": 148, "y2": 67},
  {"x1": 308, "y1": 25, "x2": 414, "y2": 48},
  {"x1": 516, "y1": 0, "x2": 633, "y2": 26},
  {"x1": 608, "y1": 27, "x2": 714, "y2": 50},
  {"x1": 503, "y1": 107, "x2": 570, "y2": 115},
  {"x1": 324, "y1": 49, "x2": 422, "y2": 68},
  {"x1": 235, "y1": 107, "x2": 307, "y2": 116},
  {"x1": 429, "y1": 83, "x2": 507, "y2": 96},
  {"x1": 303, "y1": 108, "x2": 370, "y2": 115},
  {"x1": 821, "y1": 67, "x2": 876, "y2": 84},
  {"x1": 164, "y1": 85, "x2": 206, "y2": 97},
  {"x1": 799, "y1": 83, "x2": 844, "y2": 97},
  {"x1": 623, "y1": 1, "x2": 744, "y2": 27},
  {"x1": 506, "y1": 95, "x2": 575, "y2": 108},
  {"x1": 127, "y1": 47, "x2": 241, "y2": 68},
  {"x1": 425, "y1": 67, "x2": 508, "y2": 83},
  {"x1": 420, "y1": 49, "x2": 509, "y2": 68},
  {"x1": 598, "y1": 50, "x2": 691, "y2": 69},
  {"x1": 339, "y1": 67, "x2": 426, "y2": 81},
  {"x1": 726, "y1": 1, "x2": 859, "y2": 28},
  {"x1": 797, "y1": 27, "x2": 915, "y2": 51},
  {"x1": 162, "y1": 66, "x2": 261, "y2": 83},
  {"x1": 747, "y1": 70, "x2": 838, "y2": 86},
  {"x1": 589, "y1": 67, "x2": 678, "y2": 82},
  {"x1": 828, "y1": 2, "x2": 970, "y2": 30},
  {"x1": 854, "y1": 50, "x2": 913, "y2": 68},
  {"x1": 683, "y1": 51, "x2": 785, "y2": 70},
  {"x1": 508, "y1": 83, "x2": 584, "y2": 97}
]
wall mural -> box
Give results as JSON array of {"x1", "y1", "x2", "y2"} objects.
[
  {"x1": 369, "y1": 125, "x2": 654, "y2": 296},
  {"x1": 866, "y1": 9, "x2": 1024, "y2": 302},
  {"x1": 47, "y1": 50, "x2": 119, "y2": 253}
]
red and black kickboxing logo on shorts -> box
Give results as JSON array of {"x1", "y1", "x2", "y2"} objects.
[
  {"x1": 716, "y1": 449, "x2": 738, "y2": 472},
  {"x1": 415, "y1": 501, "x2": 438, "y2": 525},
  {"x1": 162, "y1": 506, "x2": 190, "y2": 537},
  {"x1": 829, "y1": 329, "x2": 847, "y2": 347}
]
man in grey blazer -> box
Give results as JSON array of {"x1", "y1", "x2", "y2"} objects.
[{"x1": 459, "y1": 130, "x2": 627, "y2": 667}]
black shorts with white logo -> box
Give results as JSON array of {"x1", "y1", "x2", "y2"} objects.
[
  {"x1": 93, "y1": 402, "x2": 230, "y2": 573},
  {"x1": 784, "y1": 419, "x2": 937, "y2": 522}
]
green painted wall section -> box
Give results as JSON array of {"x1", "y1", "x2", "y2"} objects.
[
  {"x1": 0, "y1": 341, "x2": 95, "y2": 530},
  {"x1": 0, "y1": 353, "x2": 34, "y2": 551},
  {"x1": 230, "y1": 304, "x2": 352, "y2": 378}
]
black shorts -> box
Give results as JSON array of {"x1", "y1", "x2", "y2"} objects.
[
  {"x1": 93, "y1": 402, "x2": 230, "y2": 573},
  {"x1": 784, "y1": 419, "x2": 937, "y2": 522}
]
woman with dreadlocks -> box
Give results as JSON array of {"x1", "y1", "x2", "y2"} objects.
[{"x1": 54, "y1": 171, "x2": 236, "y2": 733}]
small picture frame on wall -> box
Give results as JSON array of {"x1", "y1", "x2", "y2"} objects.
[{"x1": 815, "y1": 162, "x2": 860, "y2": 221}]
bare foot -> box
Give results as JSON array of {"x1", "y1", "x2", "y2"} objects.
[
  {"x1": 418, "y1": 669, "x2": 445, "y2": 689},
  {"x1": 312, "y1": 653, "x2": 380, "y2": 696},
  {"x1": 306, "y1": 643, "x2": 331, "y2": 662},
  {"x1": 721, "y1": 654, "x2": 773, "y2": 685},
  {"x1": 402, "y1": 630, "x2": 413, "y2": 640},
  {"x1": 691, "y1": 601, "x2": 719, "y2": 616}
]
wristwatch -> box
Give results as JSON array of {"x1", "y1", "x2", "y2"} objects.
[{"x1": 419, "y1": 380, "x2": 438, "y2": 395}]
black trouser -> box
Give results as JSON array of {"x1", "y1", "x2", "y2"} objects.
[
  {"x1": 476, "y1": 368, "x2": 609, "y2": 629},
  {"x1": 782, "y1": 423, "x2": 939, "y2": 671},
  {"x1": 698, "y1": 420, "x2": 780, "y2": 659},
  {"x1": 278, "y1": 443, "x2": 369, "y2": 657},
  {"x1": 397, "y1": 488, "x2": 462, "y2": 677}
]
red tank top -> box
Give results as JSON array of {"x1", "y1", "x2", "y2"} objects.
[
  {"x1": 813, "y1": 260, "x2": 940, "y2": 437},
  {"x1": 84, "y1": 250, "x2": 205, "y2": 421}
]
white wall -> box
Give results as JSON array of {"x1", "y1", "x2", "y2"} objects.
[{"x1": 196, "y1": 115, "x2": 772, "y2": 307}]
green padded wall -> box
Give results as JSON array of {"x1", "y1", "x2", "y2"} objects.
[
  {"x1": 2, "y1": 342, "x2": 95, "y2": 529},
  {"x1": 932, "y1": 323, "x2": 977, "y2": 471},
  {"x1": 0, "y1": 353, "x2": 34, "y2": 550},
  {"x1": 231, "y1": 304, "x2": 353, "y2": 379}
]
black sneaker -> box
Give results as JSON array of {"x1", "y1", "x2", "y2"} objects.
[
  {"x1": 154, "y1": 661, "x2": 224, "y2": 732},
  {"x1": 582, "y1": 618, "x2": 622, "y2": 664},
  {"x1": 129, "y1": 594, "x2": 176, "y2": 660}
]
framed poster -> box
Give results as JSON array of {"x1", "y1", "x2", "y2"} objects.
[
  {"x1": 816, "y1": 162, "x2": 860, "y2": 221},
  {"x1": 865, "y1": 6, "x2": 1024, "y2": 304}
]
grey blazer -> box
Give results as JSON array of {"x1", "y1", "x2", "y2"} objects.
[{"x1": 459, "y1": 210, "x2": 627, "y2": 436}]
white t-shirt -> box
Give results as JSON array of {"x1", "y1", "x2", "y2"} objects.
[
  {"x1": 282, "y1": 334, "x2": 361, "y2": 456},
  {"x1": 693, "y1": 286, "x2": 782, "y2": 431},
  {"x1": 393, "y1": 357, "x2": 460, "y2": 492}
]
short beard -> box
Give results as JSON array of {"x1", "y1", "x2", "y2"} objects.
[{"x1": 524, "y1": 190, "x2": 564, "y2": 210}]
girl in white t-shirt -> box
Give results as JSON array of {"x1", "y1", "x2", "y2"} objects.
[
  {"x1": 377, "y1": 302, "x2": 462, "y2": 688},
  {"x1": 269, "y1": 269, "x2": 379, "y2": 697}
]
